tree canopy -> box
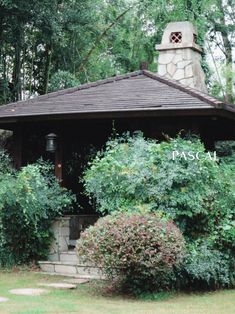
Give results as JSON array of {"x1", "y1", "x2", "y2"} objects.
[{"x1": 0, "y1": 0, "x2": 234, "y2": 104}]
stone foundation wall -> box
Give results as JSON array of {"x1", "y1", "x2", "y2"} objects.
[
  {"x1": 48, "y1": 215, "x2": 99, "y2": 262},
  {"x1": 48, "y1": 216, "x2": 70, "y2": 262}
]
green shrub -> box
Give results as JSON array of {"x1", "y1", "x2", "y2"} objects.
[
  {"x1": 177, "y1": 241, "x2": 231, "y2": 290},
  {"x1": 83, "y1": 133, "x2": 235, "y2": 239},
  {"x1": 76, "y1": 212, "x2": 185, "y2": 294},
  {"x1": 83, "y1": 133, "x2": 235, "y2": 290},
  {"x1": 210, "y1": 158, "x2": 235, "y2": 267},
  {"x1": 0, "y1": 160, "x2": 75, "y2": 265},
  {"x1": 0, "y1": 146, "x2": 13, "y2": 175}
]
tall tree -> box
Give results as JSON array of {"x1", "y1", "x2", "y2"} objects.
[
  {"x1": 0, "y1": 0, "x2": 234, "y2": 104},
  {"x1": 206, "y1": 0, "x2": 234, "y2": 103}
]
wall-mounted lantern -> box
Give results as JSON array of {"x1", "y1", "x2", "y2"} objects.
[{"x1": 45, "y1": 133, "x2": 57, "y2": 153}]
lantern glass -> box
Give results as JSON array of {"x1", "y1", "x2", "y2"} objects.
[{"x1": 45, "y1": 133, "x2": 57, "y2": 153}]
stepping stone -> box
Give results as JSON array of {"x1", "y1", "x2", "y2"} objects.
[
  {"x1": 38, "y1": 283, "x2": 76, "y2": 289},
  {"x1": 10, "y1": 288, "x2": 49, "y2": 296},
  {"x1": 0, "y1": 297, "x2": 9, "y2": 302},
  {"x1": 63, "y1": 278, "x2": 89, "y2": 284}
]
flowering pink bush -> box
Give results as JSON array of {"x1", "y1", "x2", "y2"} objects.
[{"x1": 77, "y1": 212, "x2": 185, "y2": 292}]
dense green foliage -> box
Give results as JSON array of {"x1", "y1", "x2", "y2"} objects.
[
  {"x1": 83, "y1": 134, "x2": 232, "y2": 233},
  {"x1": 77, "y1": 212, "x2": 185, "y2": 294},
  {"x1": 83, "y1": 133, "x2": 235, "y2": 290},
  {"x1": 48, "y1": 70, "x2": 80, "y2": 92},
  {"x1": 0, "y1": 155, "x2": 75, "y2": 266},
  {"x1": 178, "y1": 241, "x2": 231, "y2": 289},
  {"x1": 0, "y1": 146, "x2": 13, "y2": 175}
]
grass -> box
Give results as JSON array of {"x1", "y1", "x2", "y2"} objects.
[{"x1": 0, "y1": 270, "x2": 234, "y2": 314}]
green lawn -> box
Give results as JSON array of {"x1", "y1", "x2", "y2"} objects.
[{"x1": 0, "y1": 271, "x2": 234, "y2": 314}]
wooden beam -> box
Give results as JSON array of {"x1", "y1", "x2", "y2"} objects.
[
  {"x1": 55, "y1": 139, "x2": 63, "y2": 185},
  {"x1": 13, "y1": 127, "x2": 22, "y2": 169}
]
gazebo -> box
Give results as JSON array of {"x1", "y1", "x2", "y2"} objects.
[
  {"x1": 1, "y1": 69, "x2": 235, "y2": 275},
  {"x1": 1, "y1": 21, "x2": 234, "y2": 201},
  {"x1": 0, "y1": 21, "x2": 234, "y2": 275},
  {"x1": 0, "y1": 69, "x2": 234, "y2": 194}
]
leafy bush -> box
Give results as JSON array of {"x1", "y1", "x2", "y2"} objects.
[
  {"x1": 0, "y1": 146, "x2": 13, "y2": 175},
  {"x1": 0, "y1": 160, "x2": 75, "y2": 265},
  {"x1": 211, "y1": 157, "x2": 235, "y2": 263},
  {"x1": 177, "y1": 241, "x2": 231, "y2": 290},
  {"x1": 77, "y1": 212, "x2": 185, "y2": 294},
  {"x1": 83, "y1": 133, "x2": 235, "y2": 290},
  {"x1": 83, "y1": 133, "x2": 235, "y2": 239},
  {"x1": 215, "y1": 140, "x2": 235, "y2": 158}
]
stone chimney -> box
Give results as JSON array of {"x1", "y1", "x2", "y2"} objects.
[{"x1": 155, "y1": 21, "x2": 207, "y2": 92}]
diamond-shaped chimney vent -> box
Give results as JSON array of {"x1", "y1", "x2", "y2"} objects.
[{"x1": 170, "y1": 32, "x2": 182, "y2": 43}]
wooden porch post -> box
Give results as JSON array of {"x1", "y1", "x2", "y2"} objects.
[
  {"x1": 13, "y1": 127, "x2": 22, "y2": 169},
  {"x1": 55, "y1": 139, "x2": 63, "y2": 185}
]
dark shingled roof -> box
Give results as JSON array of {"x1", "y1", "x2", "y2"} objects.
[{"x1": 0, "y1": 70, "x2": 234, "y2": 123}]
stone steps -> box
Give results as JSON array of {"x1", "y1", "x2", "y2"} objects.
[
  {"x1": 60, "y1": 251, "x2": 79, "y2": 263},
  {"x1": 38, "y1": 261, "x2": 104, "y2": 279},
  {"x1": 39, "y1": 250, "x2": 105, "y2": 279},
  {"x1": 41, "y1": 217, "x2": 104, "y2": 279},
  {"x1": 38, "y1": 272, "x2": 93, "y2": 279},
  {"x1": 59, "y1": 251, "x2": 95, "y2": 265}
]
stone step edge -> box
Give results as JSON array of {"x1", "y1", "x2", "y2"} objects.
[
  {"x1": 38, "y1": 261, "x2": 99, "y2": 268},
  {"x1": 38, "y1": 271, "x2": 106, "y2": 280},
  {"x1": 60, "y1": 251, "x2": 76, "y2": 255}
]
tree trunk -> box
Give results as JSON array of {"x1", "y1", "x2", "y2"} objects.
[
  {"x1": 29, "y1": 41, "x2": 35, "y2": 96},
  {"x1": 43, "y1": 42, "x2": 52, "y2": 94},
  {"x1": 12, "y1": 43, "x2": 22, "y2": 101},
  {"x1": 12, "y1": 17, "x2": 23, "y2": 102},
  {"x1": 0, "y1": 16, "x2": 3, "y2": 65},
  {"x1": 217, "y1": 0, "x2": 233, "y2": 103}
]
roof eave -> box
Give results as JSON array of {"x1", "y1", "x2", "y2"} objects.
[{"x1": 0, "y1": 107, "x2": 228, "y2": 127}]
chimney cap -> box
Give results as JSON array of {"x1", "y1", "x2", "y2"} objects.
[{"x1": 155, "y1": 21, "x2": 202, "y2": 53}]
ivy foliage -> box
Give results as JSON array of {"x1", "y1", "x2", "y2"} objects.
[{"x1": 0, "y1": 156, "x2": 75, "y2": 266}]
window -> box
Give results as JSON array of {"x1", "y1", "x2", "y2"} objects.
[{"x1": 170, "y1": 32, "x2": 182, "y2": 43}]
